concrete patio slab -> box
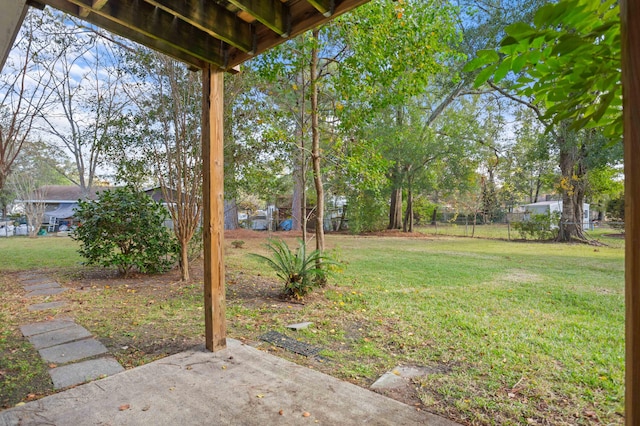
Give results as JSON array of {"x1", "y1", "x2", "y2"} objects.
[
  {"x1": 25, "y1": 287, "x2": 67, "y2": 297},
  {"x1": 49, "y1": 357, "x2": 125, "y2": 390},
  {"x1": 27, "y1": 324, "x2": 93, "y2": 350},
  {"x1": 0, "y1": 339, "x2": 459, "y2": 426},
  {"x1": 38, "y1": 339, "x2": 108, "y2": 364},
  {"x1": 20, "y1": 318, "x2": 76, "y2": 337},
  {"x1": 22, "y1": 282, "x2": 61, "y2": 292},
  {"x1": 27, "y1": 301, "x2": 67, "y2": 312}
]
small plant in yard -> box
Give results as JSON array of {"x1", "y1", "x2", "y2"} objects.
[
  {"x1": 513, "y1": 211, "x2": 560, "y2": 240},
  {"x1": 250, "y1": 239, "x2": 335, "y2": 299},
  {"x1": 231, "y1": 240, "x2": 245, "y2": 249},
  {"x1": 73, "y1": 186, "x2": 177, "y2": 277}
]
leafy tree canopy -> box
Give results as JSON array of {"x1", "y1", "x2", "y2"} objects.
[{"x1": 465, "y1": 0, "x2": 621, "y2": 138}]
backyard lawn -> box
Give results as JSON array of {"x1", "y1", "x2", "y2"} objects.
[{"x1": 0, "y1": 232, "x2": 624, "y2": 424}]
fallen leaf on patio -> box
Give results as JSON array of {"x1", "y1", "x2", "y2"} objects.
[
  {"x1": 256, "y1": 394, "x2": 264, "y2": 398},
  {"x1": 279, "y1": 410, "x2": 284, "y2": 415},
  {"x1": 119, "y1": 404, "x2": 130, "y2": 411},
  {"x1": 48, "y1": 364, "x2": 57, "y2": 369},
  {"x1": 302, "y1": 412, "x2": 311, "y2": 417}
]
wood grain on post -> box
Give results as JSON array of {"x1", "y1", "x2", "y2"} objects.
[
  {"x1": 202, "y1": 64, "x2": 226, "y2": 352},
  {"x1": 622, "y1": 0, "x2": 640, "y2": 423}
]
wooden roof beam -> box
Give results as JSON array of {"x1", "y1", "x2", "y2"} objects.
[
  {"x1": 79, "y1": 0, "x2": 107, "y2": 18},
  {"x1": 144, "y1": 0, "x2": 255, "y2": 54},
  {"x1": 307, "y1": 0, "x2": 335, "y2": 17},
  {"x1": 227, "y1": 0, "x2": 371, "y2": 68},
  {"x1": 41, "y1": 0, "x2": 208, "y2": 69},
  {"x1": 228, "y1": 0, "x2": 290, "y2": 37},
  {"x1": 61, "y1": 0, "x2": 227, "y2": 67}
]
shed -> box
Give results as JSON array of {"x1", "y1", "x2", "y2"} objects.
[{"x1": 522, "y1": 200, "x2": 590, "y2": 230}]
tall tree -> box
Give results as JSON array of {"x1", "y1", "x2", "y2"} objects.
[
  {"x1": 116, "y1": 50, "x2": 203, "y2": 282},
  {"x1": 0, "y1": 10, "x2": 56, "y2": 210},
  {"x1": 467, "y1": 0, "x2": 621, "y2": 241},
  {"x1": 33, "y1": 11, "x2": 129, "y2": 196}
]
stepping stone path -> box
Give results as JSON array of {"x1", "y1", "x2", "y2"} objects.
[{"x1": 17, "y1": 273, "x2": 125, "y2": 389}]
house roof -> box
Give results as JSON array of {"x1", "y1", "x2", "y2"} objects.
[
  {"x1": 21, "y1": 185, "x2": 112, "y2": 203},
  {"x1": 27, "y1": 0, "x2": 372, "y2": 71}
]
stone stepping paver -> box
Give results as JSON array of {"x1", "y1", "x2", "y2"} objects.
[
  {"x1": 28, "y1": 301, "x2": 67, "y2": 312},
  {"x1": 23, "y1": 282, "x2": 62, "y2": 292},
  {"x1": 20, "y1": 276, "x2": 52, "y2": 284},
  {"x1": 49, "y1": 357, "x2": 125, "y2": 389},
  {"x1": 28, "y1": 324, "x2": 93, "y2": 350},
  {"x1": 286, "y1": 321, "x2": 314, "y2": 331},
  {"x1": 20, "y1": 318, "x2": 76, "y2": 337},
  {"x1": 26, "y1": 287, "x2": 67, "y2": 297},
  {"x1": 18, "y1": 275, "x2": 125, "y2": 389},
  {"x1": 371, "y1": 365, "x2": 439, "y2": 390},
  {"x1": 39, "y1": 339, "x2": 109, "y2": 364}
]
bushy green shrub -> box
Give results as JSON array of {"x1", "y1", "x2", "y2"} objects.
[
  {"x1": 73, "y1": 186, "x2": 177, "y2": 276},
  {"x1": 250, "y1": 239, "x2": 335, "y2": 299},
  {"x1": 606, "y1": 194, "x2": 624, "y2": 230},
  {"x1": 513, "y1": 211, "x2": 560, "y2": 240},
  {"x1": 346, "y1": 190, "x2": 387, "y2": 233}
]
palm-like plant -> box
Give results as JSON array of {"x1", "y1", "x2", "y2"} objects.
[{"x1": 250, "y1": 239, "x2": 334, "y2": 299}]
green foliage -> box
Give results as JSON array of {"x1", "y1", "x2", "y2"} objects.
[
  {"x1": 513, "y1": 211, "x2": 560, "y2": 240},
  {"x1": 466, "y1": 0, "x2": 621, "y2": 137},
  {"x1": 187, "y1": 227, "x2": 203, "y2": 262},
  {"x1": 606, "y1": 194, "x2": 624, "y2": 230},
  {"x1": 345, "y1": 189, "x2": 388, "y2": 233},
  {"x1": 411, "y1": 196, "x2": 437, "y2": 226},
  {"x1": 231, "y1": 240, "x2": 245, "y2": 249},
  {"x1": 73, "y1": 186, "x2": 177, "y2": 276},
  {"x1": 336, "y1": 0, "x2": 462, "y2": 113},
  {"x1": 250, "y1": 239, "x2": 335, "y2": 299}
]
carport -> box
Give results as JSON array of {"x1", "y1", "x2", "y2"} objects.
[{"x1": 0, "y1": 0, "x2": 638, "y2": 423}]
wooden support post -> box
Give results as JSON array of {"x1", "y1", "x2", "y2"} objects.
[
  {"x1": 202, "y1": 64, "x2": 226, "y2": 352},
  {"x1": 0, "y1": 0, "x2": 28, "y2": 71},
  {"x1": 622, "y1": 0, "x2": 640, "y2": 423}
]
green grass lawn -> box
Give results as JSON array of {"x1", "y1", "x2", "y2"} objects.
[
  {"x1": 0, "y1": 233, "x2": 625, "y2": 424},
  {"x1": 0, "y1": 236, "x2": 82, "y2": 271},
  {"x1": 232, "y1": 235, "x2": 625, "y2": 424},
  {"x1": 418, "y1": 223, "x2": 626, "y2": 248}
]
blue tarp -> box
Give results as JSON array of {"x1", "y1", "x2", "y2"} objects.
[{"x1": 280, "y1": 219, "x2": 293, "y2": 231}]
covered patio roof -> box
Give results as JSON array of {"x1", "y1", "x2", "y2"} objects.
[{"x1": 13, "y1": 0, "x2": 369, "y2": 70}]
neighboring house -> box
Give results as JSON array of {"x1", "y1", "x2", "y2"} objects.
[
  {"x1": 522, "y1": 200, "x2": 591, "y2": 231},
  {"x1": 17, "y1": 185, "x2": 112, "y2": 232}
]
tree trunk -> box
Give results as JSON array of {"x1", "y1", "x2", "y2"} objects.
[
  {"x1": 556, "y1": 131, "x2": 587, "y2": 242},
  {"x1": 403, "y1": 174, "x2": 413, "y2": 232},
  {"x1": 388, "y1": 185, "x2": 402, "y2": 229},
  {"x1": 180, "y1": 239, "x2": 190, "y2": 281},
  {"x1": 292, "y1": 156, "x2": 303, "y2": 232},
  {"x1": 310, "y1": 28, "x2": 324, "y2": 255}
]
